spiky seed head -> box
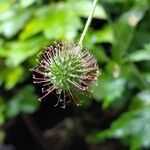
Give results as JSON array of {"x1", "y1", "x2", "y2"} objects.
[{"x1": 31, "y1": 41, "x2": 100, "y2": 108}]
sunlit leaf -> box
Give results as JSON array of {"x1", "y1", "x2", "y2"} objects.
[
  {"x1": 0, "y1": 0, "x2": 16, "y2": 12},
  {"x1": 20, "y1": 0, "x2": 107, "y2": 40},
  {"x1": 69, "y1": 0, "x2": 107, "y2": 19},
  {"x1": 0, "y1": 7, "x2": 30, "y2": 38},
  {"x1": 43, "y1": 10, "x2": 82, "y2": 40},
  {"x1": 19, "y1": 0, "x2": 36, "y2": 8},
  {"x1": 0, "y1": 67, "x2": 24, "y2": 89},
  {"x1": 130, "y1": 90, "x2": 150, "y2": 109},
  {"x1": 4, "y1": 66, "x2": 24, "y2": 90},
  {"x1": 5, "y1": 35, "x2": 46, "y2": 67},
  {"x1": 128, "y1": 49, "x2": 150, "y2": 62}
]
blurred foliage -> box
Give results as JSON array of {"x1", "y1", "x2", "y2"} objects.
[{"x1": 0, "y1": 0, "x2": 150, "y2": 149}]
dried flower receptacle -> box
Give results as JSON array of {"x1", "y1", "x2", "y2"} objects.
[{"x1": 31, "y1": 42, "x2": 99, "y2": 108}]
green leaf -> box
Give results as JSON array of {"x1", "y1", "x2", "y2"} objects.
[
  {"x1": 0, "y1": 6, "x2": 30, "y2": 38},
  {"x1": 20, "y1": 0, "x2": 107, "y2": 40},
  {"x1": 128, "y1": 43, "x2": 150, "y2": 62},
  {"x1": 19, "y1": 0, "x2": 36, "y2": 8},
  {"x1": 128, "y1": 50, "x2": 150, "y2": 62},
  {"x1": 19, "y1": 18, "x2": 44, "y2": 40},
  {"x1": 131, "y1": 90, "x2": 150, "y2": 109},
  {"x1": 5, "y1": 35, "x2": 46, "y2": 67},
  {"x1": 6, "y1": 85, "x2": 39, "y2": 118},
  {"x1": 0, "y1": 0, "x2": 16, "y2": 12},
  {"x1": 112, "y1": 20, "x2": 134, "y2": 61},
  {"x1": 93, "y1": 74, "x2": 126, "y2": 108},
  {"x1": 0, "y1": 67, "x2": 25, "y2": 89},
  {"x1": 88, "y1": 108, "x2": 150, "y2": 150},
  {"x1": 20, "y1": 5, "x2": 82, "y2": 40},
  {"x1": 69, "y1": 0, "x2": 107, "y2": 19},
  {"x1": 89, "y1": 46, "x2": 109, "y2": 62},
  {"x1": 43, "y1": 10, "x2": 82, "y2": 40},
  {"x1": 4, "y1": 66, "x2": 24, "y2": 90},
  {"x1": 0, "y1": 97, "x2": 6, "y2": 125},
  {"x1": 112, "y1": 1, "x2": 148, "y2": 61},
  {"x1": 86, "y1": 25, "x2": 114, "y2": 44},
  {"x1": 143, "y1": 72, "x2": 150, "y2": 85}
]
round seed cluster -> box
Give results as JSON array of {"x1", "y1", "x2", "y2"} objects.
[{"x1": 31, "y1": 42, "x2": 99, "y2": 108}]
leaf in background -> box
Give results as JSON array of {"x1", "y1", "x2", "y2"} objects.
[
  {"x1": 143, "y1": 72, "x2": 150, "y2": 85},
  {"x1": 93, "y1": 74, "x2": 126, "y2": 108},
  {"x1": 19, "y1": 0, "x2": 36, "y2": 8},
  {"x1": 5, "y1": 35, "x2": 46, "y2": 67},
  {"x1": 0, "y1": 0, "x2": 16, "y2": 12},
  {"x1": 0, "y1": 68, "x2": 9, "y2": 86},
  {"x1": 128, "y1": 43, "x2": 150, "y2": 62},
  {"x1": 20, "y1": 4, "x2": 82, "y2": 40},
  {"x1": 84, "y1": 25, "x2": 113, "y2": 62},
  {"x1": 0, "y1": 46, "x2": 9, "y2": 58},
  {"x1": 89, "y1": 46, "x2": 109, "y2": 63},
  {"x1": 19, "y1": 18, "x2": 44, "y2": 40},
  {"x1": 0, "y1": 97, "x2": 6, "y2": 125},
  {"x1": 4, "y1": 66, "x2": 24, "y2": 90},
  {"x1": 0, "y1": 0, "x2": 150, "y2": 149},
  {"x1": 20, "y1": 0, "x2": 107, "y2": 40},
  {"x1": 88, "y1": 108, "x2": 150, "y2": 150},
  {"x1": 0, "y1": 67, "x2": 24, "y2": 89},
  {"x1": 86, "y1": 25, "x2": 114, "y2": 44},
  {"x1": 6, "y1": 85, "x2": 39, "y2": 118},
  {"x1": 132, "y1": 31, "x2": 150, "y2": 49},
  {"x1": 112, "y1": 1, "x2": 148, "y2": 61},
  {"x1": 43, "y1": 10, "x2": 82, "y2": 40},
  {"x1": 0, "y1": 6, "x2": 30, "y2": 38},
  {"x1": 102, "y1": 0, "x2": 132, "y2": 3},
  {"x1": 130, "y1": 90, "x2": 150, "y2": 109},
  {"x1": 70, "y1": 0, "x2": 107, "y2": 19},
  {"x1": 0, "y1": 6, "x2": 15, "y2": 21},
  {"x1": 128, "y1": 49, "x2": 150, "y2": 62}
]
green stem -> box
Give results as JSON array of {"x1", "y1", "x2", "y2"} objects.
[{"x1": 78, "y1": 0, "x2": 98, "y2": 47}]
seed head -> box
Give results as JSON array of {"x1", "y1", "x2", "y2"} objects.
[{"x1": 31, "y1": 41, "x2": 99, "y2": 108}]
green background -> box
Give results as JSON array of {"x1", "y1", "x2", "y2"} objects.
[{"x1": 0, "y1": 0, "x2": 150, "y2": 149}]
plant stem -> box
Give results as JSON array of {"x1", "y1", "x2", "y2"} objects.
[{"x1": 78, "y1": 0, "x2": 98, "y2": 47}]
